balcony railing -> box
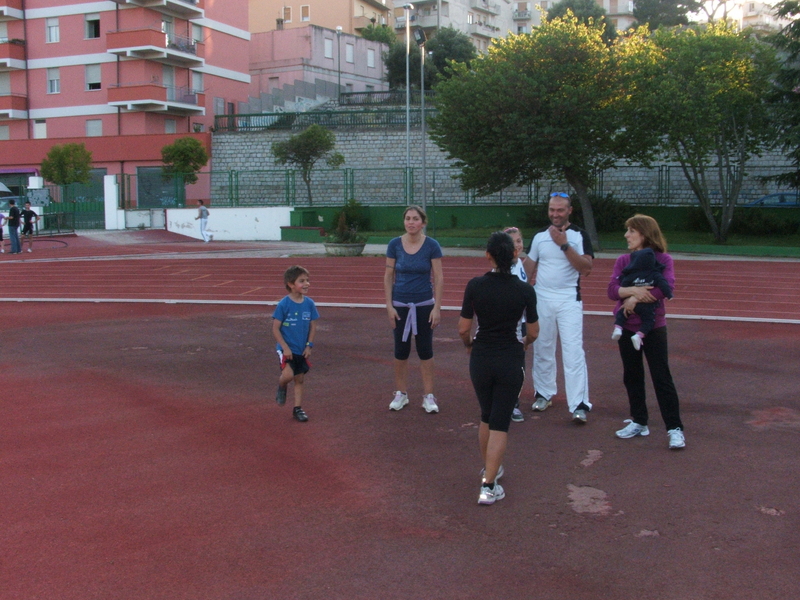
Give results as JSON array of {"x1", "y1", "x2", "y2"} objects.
[
  {"x1": 0, "y1": 38, "x2": 25, "y2": 69},
  {"x1": 108, "y1": 0, "x2": 203, "y2": 20},
  {"x1": 108, "y1": 82, "x2": 204, "y2": 115},
  {"x1": 107, "y1": 28, "x2": 204, "y2": 68},
  {"x1": 513, "y1": 10, "x2": 532, "y2": 20},
  {"x1": 468, "y1": 22, "x2": 502, "y2": 38},
  {"x1": 471, "y1": 0, "x2": 500, "y2": 15},
  {"x1": 0, "y1": 0, "x2": 24, "y2": 20},
  {"x1": 0, "y1": 92, "x2": 27, "y2": 118},
  {"x1": 339, "y1": 90, "x2": 435, "y2": 107}
]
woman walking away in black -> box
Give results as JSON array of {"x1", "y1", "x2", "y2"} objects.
[{"x1": 458, "y1": 232, "x2": 539, "y2": 505}]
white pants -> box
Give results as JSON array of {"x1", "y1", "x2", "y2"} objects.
[
  {"x1": 199, "y1": 217, "x2": 211, "y2": 242},
  {"x1": 532, "y1": 294, "x2": 591, "y2": 412}
]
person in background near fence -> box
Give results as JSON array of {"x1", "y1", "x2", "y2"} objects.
[
  {"x1": 527, "y1": 193, "x2": 594, "y2": 423},
  {"x1": 20, "y1": 202, "x2": 40, "y2": 253},
  {"x1": 504, "y1": 226, "x2": 536, "y2": 423},
  {"x1": 607, "y1": 214, "x2": 685, "y2": 450},
  {"x1": 195, "y1": 200, "x2": 212, "y2": 242},
  {"x1": 459, "y1": 231, "x2": 538, "y2": 505},
  {"x1": 273, "y1": 266, "x2": 319, "y2": 422},
  {"x1": 384, "y1": 205, "x2": 444, "y2": 414},
  {"x1": 7, "y1": 199, "x2": 21, "y2": 254},
  {"x1": 0, "y1": 210, "x2": 5, "y2": 253}
]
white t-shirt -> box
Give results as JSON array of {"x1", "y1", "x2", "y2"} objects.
[{"x1": 528, "y1": 224, "x2": 593, "y2": 301}]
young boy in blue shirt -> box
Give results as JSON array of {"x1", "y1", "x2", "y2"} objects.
[{"x1": 272, "y1": 266, "x2": 319, "y2": 422}]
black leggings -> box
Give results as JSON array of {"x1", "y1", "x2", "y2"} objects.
[
  {"x1": 618, "y1": 326, "x2": 683, "y2": 431},
  {"x1": 470, "y1": 349, "x2": 525, "y2": 433},
  {"x1": 393, "y1": 303, "x2": 434, "y2": 360}
]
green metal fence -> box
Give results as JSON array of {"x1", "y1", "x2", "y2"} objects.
[{"x1": 214, "y1": 109, "x2": 431, "y2": 132}]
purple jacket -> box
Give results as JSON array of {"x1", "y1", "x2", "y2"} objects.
[{"x1": 607, "y1": 251, "x2": 675, "y2": 331}]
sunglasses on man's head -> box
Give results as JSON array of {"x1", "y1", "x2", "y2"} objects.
[{"x1": 550, "y1": 192, "x2": 569, "y2": 198}]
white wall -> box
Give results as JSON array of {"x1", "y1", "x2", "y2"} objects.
[{"x1": 166, "y1": 206, "x2": 293, "y2": 241}]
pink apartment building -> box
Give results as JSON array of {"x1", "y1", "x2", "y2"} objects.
[{"x1": 0, "y1": 0, "x2": 251, "y2": 184}]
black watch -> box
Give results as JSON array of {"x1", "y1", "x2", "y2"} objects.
[{"x1": 560, "y1": 243, "x2": 570, "y2": 252}]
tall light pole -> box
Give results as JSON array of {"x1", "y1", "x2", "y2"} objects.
[
  {"x1": 413, "y1": 26, "x2": 428, "y2": 214},
  {"x1": 336, "y1": 26, "x2": 343, "y2": 100},
  {"x1": 404, "y1": 4, "x2": 413, "y2": 173}
]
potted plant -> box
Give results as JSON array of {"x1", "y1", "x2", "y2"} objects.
[{"x1": 324, "y1": 201, "x2": 368, "y2": 257}]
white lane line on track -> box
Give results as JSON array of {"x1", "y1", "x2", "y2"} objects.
[{"x1": 2, "y1": 298, "x2": 800, "y2": 324}]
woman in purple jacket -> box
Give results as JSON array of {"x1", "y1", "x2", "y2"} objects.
[{"x1": 607, "y1": 215, "x2": 685, "y2": 450}]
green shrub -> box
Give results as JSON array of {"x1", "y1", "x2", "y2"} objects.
[
  {"x1": 331, "y1": 199, "x2": 370, "y2": 232},
  {"x1": 687, "y1": 206, "x2": 799, "y2": 235}
]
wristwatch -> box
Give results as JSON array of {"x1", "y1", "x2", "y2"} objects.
[
  {"x1": 305, "y1": 342, "x2": 314, "y2": 348},
  {"x1": 560, "y1": 243, "x2": 570, "y2": 252}
]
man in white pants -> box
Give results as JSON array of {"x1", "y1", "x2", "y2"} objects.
[
  {"x1": 527, "y1": 193, "x2": 594, "y2": 423},
  {"x1": 195, "y1": 199, "x2": 212, "y2": 242}
]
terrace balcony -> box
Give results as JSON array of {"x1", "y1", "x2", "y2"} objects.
[
  {"x1": 108, "y1": 0, "x2": 203, "y2": 20},
  {"x1": 107, "y1": 28, "x2": 204, "y2": 68},
  {"x1": 0, "y1": 92, "x2": 27, "y2": 119},
  {"x1": 108, "y1": 82, "x2": 205, "y2": 116},
  {"x1": 468, "y1": 22, "x2": 502, "y2": 38},
  {"x1": 0, "y1": 0, "x2": 23, "y2": 21},
  {"x1": 0, "y1": 38, "x2": 25, "y2": 70},
  {"x1": 513, "y1": 9, "x2": 532, "y2": 20},
  {"x1": 471, "y1": 0, "x2": 500, "y2": 15}
]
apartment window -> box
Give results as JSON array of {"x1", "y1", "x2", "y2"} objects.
[
  {"x1": 214, "y1": 97, "x2": 225, "y2": 115},
  {"x1": 33, "y1": 119, "x2": 47, "y2": 139},
  {"x1": 0, "y1": 125, "x2": 9, "y2": 141},
  {"x1": 283, "y1": 7, "x2": 292, "y2": 23},
  {"x1": 345, "y1": 83, "x2": 353, "y2": 93},
  {"x1": 540, "y1": 1, "x2": 548, "y2": 8},
  {"x1": 610, "y1": 0, "x2": 618, "y2": 13},
  {"x1": 467, "y1": 12, "x2": 474, "y2": 24},
  {"x1": 227, "y1": 102, "x2": 235, "y2": 115},
  {"x1": 192, "y1": 24, "x2": 203, "y2": 43},
  {"x1": 301, "y1": 5, "x2": 310, "y2": 21},
  {"x1": 0, "y1": 72, "x2": 9, "y2": 95},
  {"x1": 165, "y1": 119, "x2": 177, "y2": 134},
  {"x1": 346, "y1": 43, "x2": 354, "y2": 64},
  {"x1": 46, "y1": 18, "x2": 60, "y2": 43},
  {"x1": 86, "y1": 119, "x2": 102, "y2": 137},
  {"x1": 86, "y1": 64, "x2": 101, "y2": 91},
  {"x1": 47, "y1": 68, "x2": 60, "y2": 94},
  {"x1": 85, "y1": 13, "x2": 100, "y2": 39},
  {"x1": 367, "y1": 48, "x2": 375, "y2": 68},
  {"x1": 324, "y1": 38, "x2": 333, "y2": 59},
  {"x1": 191, "y1": 71, "x2": 204, "y2": 93}
]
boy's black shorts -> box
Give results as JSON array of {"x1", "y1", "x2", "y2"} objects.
[{"x1": 278, "y1": 350, "x2": 310, "y2": 376}]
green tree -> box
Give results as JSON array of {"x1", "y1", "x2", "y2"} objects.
[
  {"x1": 271, "y1": 124, "x2": 345, "y2": 205},
  {"x1": 547, "y1": 0, "x2": 617, "y2": 42},
  {"x1": 767, "y1": 0, "x2": 800, "y2": 187},
  {"x1": 385, "y1": 27, "x2": 476, "y2": 89},
  {"x1": 633, "y1": 0, "x2": 701, "y2": 29},
  {"x1": 620, "y1": 23, "x2": 778, "y2": 242},
  {"x1": 430, "y1": 15, "x2": 643, "y2": 250},
  {"x1": 360, "y1": 23, "x2": 397, "y2": 45},
  {"x1": 161, "y1": 137, "x2": 209, "y2": 185},
  {"x1": 40, "y1": 143, "x2": 93, "y2": 185}
]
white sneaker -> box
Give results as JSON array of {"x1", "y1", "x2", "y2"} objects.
[
  {"x1": 478, "y1": 482, "x2": 505, "y2": 505},
  {"x1": 632, "y1": 334, "x2": 643, "y2": 351},
  {"x1": 389, "y1": 391, "x2": 408, "y2": 410},
  {"x1": 422, "y1": 393, "x2": 439, "y2": 413},
  {"x1": 616, "y1": 419, "x2": 650, "y2": 438},
  {"x1": 27, "y1": 248, "x2": 32, "y2": 253},
  {"x1": 572, "y1": 408, "x2": 588, "y2": 424},
  {"x1": 532, "y1": 395, "x2": 551, "y2": 411},
  {"x1": 611, "y1": 327, "x2": 622, "y2": 341},
  {"x1": 668, "y1": 428, "x2": 686, "y2": 449}
]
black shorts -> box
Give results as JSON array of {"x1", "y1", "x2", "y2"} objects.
[
  {"x1": 469, "y1": 348, "x2": 526, "y2": 433},
  {"x1": 393, "y1": 303, "x2": 434, "y2": 361},
  {"x1": 22, "y1": 224, "x2": 33, "y2": 235},
  {"x1": 277, "y1": 350, "x2": 310, "y2": 376}
]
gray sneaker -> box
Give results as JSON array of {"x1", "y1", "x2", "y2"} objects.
[
  {"x1": 478, "y1": 483, "x2": 506, "y2": 505},
  {"x1": 532, "y1": 395, "x2": 551, "y2": 412},
  {"x1": 389, "y1": 391, "x2": 408, "y2": 411},
  {"x1": 616, "y1": 420, "x2": 649, "y2": 438},
  {"x1": 572, "y1": 408, "x2": 588, "y2": 424},
  {"x1": 511, "y1": 405, "x2": 524, "y2": 422},
  {"x1": 668, "y1": 428, "x2": 686, "y2": 449}
]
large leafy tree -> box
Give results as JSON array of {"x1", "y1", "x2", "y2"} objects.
[
  {"x1": 633, "y1": 0, "x2": 701, "y2": 29},
  {"x1": 768, "y1": 0, "x2": 800, "y2": 187},
  {"x1": 40, "y1": 143, "x2": 92, "y2": 185},
  {"x1": 430, "y1": 14, "x2": 644, "y2": 250},
  {"x1": 619, "y1": 23, "x2": 778, "y2": 242},
  {"x1": 360, "y1": 23, "x2": 397, "y2": 46},
  {"x1": 547, "y1": 0, "x2": 617, "y2": 42},
  {"x1": 385, "y1": 27, "x2": 476, "y2": 89},
  {"x1": 161, "y1": 137, "x2": 209, "y2": 185},
  {"x1": 271, "y1": 124, "x2": 345, "y2": 205}
]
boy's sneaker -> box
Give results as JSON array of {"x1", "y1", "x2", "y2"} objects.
[
  {"x1": 276, "y1": 385, "x2": 287, "y2": 406},
  {"x1": 572, "y1": 409, "x2": 588, "y2": 424},
  {"x1": 478, "y1": 483, "x2": 505, "y2": 505},
  {"x1": 632, "y1": 334, "x2": 643, "y2": 351},
  {"x1": 667, "y1": 428, "x2": 685, "y2": 449},
  {"x1": 422, "y1": 394, "x2": 439, "y2": 413},
  {"x1": 480, "y1": 465, "x2": 504, "y2": 481},
  {"x1": 511, "y1": 405, "x2": 524, "y2": 422},
  {"x1": 616, "y1": 419, "x2": 650, "y2": 438},
  {"x1": 532, "y1": 393, "x2": 551, "y2": 412},
  {"x1": 293, "y1": 407, "x2": 309, "y2": 422},
  {"x1": 389, "y1": 391, "x2": 408, "y2": 411},
  {"x1": 611, "y1": 327, "x2": 622, "y2": 341}
]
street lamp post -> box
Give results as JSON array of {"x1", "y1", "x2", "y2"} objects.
[
  {"x1": 413, "y1": 26, "x2": 428, "y2": 214},
  {"x1": 336, "y1": 26, "x2": 342, "y2": 101},
  {"x1": 404, "y1": 4, "x2": 413, "y2": 175}
]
